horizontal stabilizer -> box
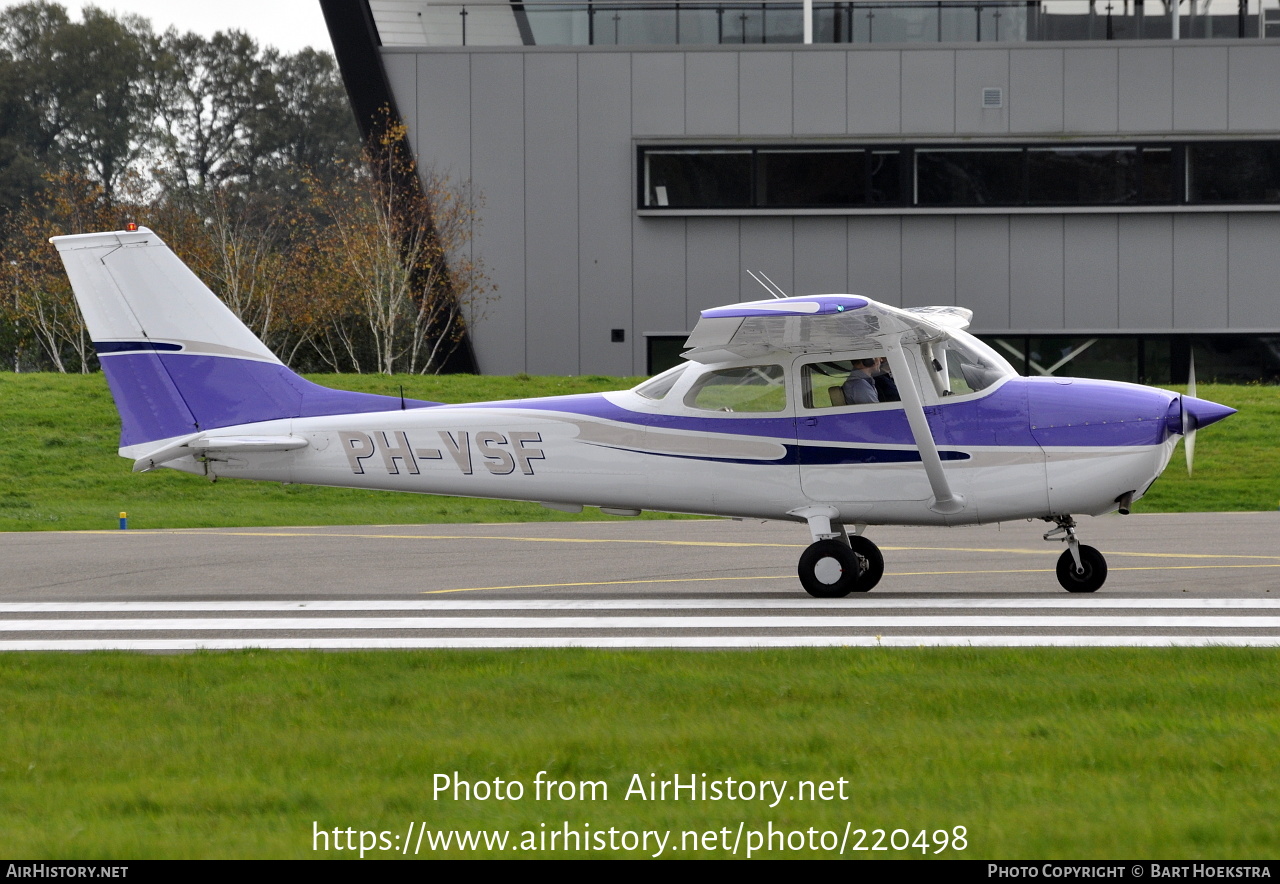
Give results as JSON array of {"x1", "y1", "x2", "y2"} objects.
[{"x1": 132, "y1": 434, "x2": 309, "y2": 472}]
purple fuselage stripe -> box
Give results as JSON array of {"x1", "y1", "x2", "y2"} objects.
[
  {"x1": 466, "y1": 378, "x2": 1178, "y2": 448},
  {"x1": 101, "y1": 353, "x2": 437, "y2": 447},
  {"x1": 101, "y1": 349, "x2": 1181, "y2": 452}
]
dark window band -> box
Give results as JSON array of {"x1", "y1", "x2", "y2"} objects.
[{"x1": 640, "y1": 141, "x2": 1280, "y2": 211}]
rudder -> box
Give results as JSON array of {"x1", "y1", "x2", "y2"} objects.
[{"x1": 52, "y1": 227, "x2": 433, "y2": 453}]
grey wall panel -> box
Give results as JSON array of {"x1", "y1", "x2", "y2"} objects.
[
  {"x1": 901, "y1": 216, "x2": 956, "y2": 306},
  {"x1": 793, "y1": 217, "x2": 849, "y2": 296},
  {"x1": 793, "y1": 51, "x2": 847, "y2": 135},
  {"x1": 632, "y1": 53, "x2": 685, "y2": 135},
  {"x1": 1118, "y1": 48, "x2": 1172, "y2": 133},
  {"x1": 954, "y1": 49, "x2": 1008, "y2": 135},
  {"x1": 382, "y1": 52, "x2": 418, "y2": 137},
  {"x1": 468, "y1": 54, "x2": 527, "y2": 374},
  {"x1": 578, "y1": 53, "x2": 635, "y2": 376},
  {"x1": 524, "y1": 54, "x2": 580, "y2": 374},
  {"x1": 901, "y1": 50, "x2": 955, "y2": 135},
  {"x1": 1009, "y1": 48, "x2": 1063, "y2": 134},
  {"x1": 1117, "y1": 215, "x2": 1173, "y2": 329},
  {"x1": 413, "y1": 54, "x2": 470, "y2": 180},
  {"x1": 1063, "y1": 215, "x2": 1118, "y2": 329},
  {"x1": 1172, "y1": 214, "x2": 1228, "y2": 330},
  {"x1": 685, "y1": 218, "x2": 741, "y2": 327},
  {"x1": 685, "y1": 52, "x2": 739, "y2": 136},
  {"x1": 1063, "y1": 48, "x2": 1117, "y2": 134},
  {"x1": 1173, "y1": 46, "x2": 1228, "y2": 132},
  {"x1": 1227, "y1": 46, "x2": 1280, "y2": 132},
  {"x1": 1009, "y1": 217, "x2": 1064, "y2": 329},
  {"x1": 633, "y1": 219, "x2": 688, "y2": 365},
  {"x1": 847, "y1": 50, "x2": 901, "y2": 135},
  {"x1": 739, "y1": 52, "x2": 793, "y2": 135},
  {"x1": 848, "y1": 217, "x2": 902, "y2": 304},
  {"x1": 955, "y1": 216, "x2": 1010, "y2": 329},
  {"x1": 738, "y1": 217, "x2": 795, "y2": 301},
  {"x1": 1227, "y1": 215, "x2": 1280, "y2": 328}
]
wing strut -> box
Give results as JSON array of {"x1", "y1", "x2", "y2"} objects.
[{"x1": 881, "y1": 334, "x2": 966, "y2": 515}]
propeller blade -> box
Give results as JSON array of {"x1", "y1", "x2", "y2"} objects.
[{"x1": 1184, "y1": 350, "x2": 1197, "y2": 476}]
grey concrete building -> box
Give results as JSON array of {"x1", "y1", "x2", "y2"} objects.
[{"x1": 321, "y1": 0, "x2": 1280, "y2": 382}]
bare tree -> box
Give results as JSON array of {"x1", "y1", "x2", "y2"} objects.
[{"x1": 304, "y1": 119, "x2": 494, "y2": 375}]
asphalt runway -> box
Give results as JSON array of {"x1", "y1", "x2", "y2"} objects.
[{"x1": 1, "y1": 512, "x2": 1278, "y2": 649}]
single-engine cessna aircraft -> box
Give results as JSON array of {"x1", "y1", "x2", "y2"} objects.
[{"x1": 53, "y1": 227, "x2": 1235, "y2": 597}]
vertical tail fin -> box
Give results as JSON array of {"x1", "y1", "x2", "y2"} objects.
[{"x1": 52, "y1": 227, "x2": 432, "y2": 453}]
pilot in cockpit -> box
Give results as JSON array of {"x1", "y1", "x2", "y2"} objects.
[{"x1": 841, "y1": 358, "x2": 901, "y2": 405}]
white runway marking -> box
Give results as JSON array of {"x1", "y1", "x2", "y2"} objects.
[
  {"x1": 3, "y1": 597, "x2": 1280, "y2": 613},
  {"x1": 2, "y1": 597, "x2": 1279, "y2": 650},
  {"x1": 4, "y1": 615, "x2": 1280, "y2": 631}
]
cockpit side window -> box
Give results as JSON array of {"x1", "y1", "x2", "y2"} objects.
[
  {"x1": 685, "y1": 365, "x2": 786, "y2": 412},
  {"x1": 803, "y1": 355, "x2": 902, "y2": 409}
]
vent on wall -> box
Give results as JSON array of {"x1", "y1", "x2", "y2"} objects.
[{"x1": 982, "y1": 87, "x2": 1004, "y2": 109}]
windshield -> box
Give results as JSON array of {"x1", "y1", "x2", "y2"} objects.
[{"x1": 929, "y1": 333, "x2": 1016, "y2": 395}]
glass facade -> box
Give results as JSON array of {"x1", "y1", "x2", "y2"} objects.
[
  {"x1": 649, "y1": 334, "x2": 1280, "y2": 382},
  {"x1": 375, "y1": 0, "x2": 1280, "y2": 48},
  {"x1": 981, "y1": 335, "x2": 1280, "y2": 385},
  {"x1": 640, "y1": 141, "x2": 1280, "y2": 211}
]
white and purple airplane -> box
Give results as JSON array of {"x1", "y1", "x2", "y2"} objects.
[{"x1": 53, "y1": 227, "x2": 1235, "y2": 597}]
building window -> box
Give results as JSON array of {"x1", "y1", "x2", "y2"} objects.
[
  {"x1": 916, "y1": 148, "x2": 1023, "y2": 206},
  {"x1": 644, "y1": 150, "x2": 751, "y2": 208},
  {"x1": 640, "y1": 141, "x2": 1280, "y2": 211},
  {"x1": 1187, "y1": 143, "x2": 1280, "y2": 203}
]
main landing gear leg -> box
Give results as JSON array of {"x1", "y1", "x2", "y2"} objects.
[
  {"x1": 1043, "y1": 515, "x2": 1108, "y2": 593},
  {"x1": 791, "y1": 507, "x2": 885, "y2": 597}
]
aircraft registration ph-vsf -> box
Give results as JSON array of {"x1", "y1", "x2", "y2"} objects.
[{"x1": 53, "y1": 227, "x2": 1235, "y2": 597}]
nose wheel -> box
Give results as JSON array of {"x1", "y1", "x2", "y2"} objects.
[{"x1": 1045, "y1": 515, "x2": 1108, "y2": 593}]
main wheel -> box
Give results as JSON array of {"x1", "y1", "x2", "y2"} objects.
[
  {"x1": 1056, "y1": 545, "x2": 1107, "y2": 593},
  {"x1": 847, "y1": 535, "x2": 885, "y2": 592},
  {"x1": 798, "y1": 539, "x2": 863, "y2": 598}
]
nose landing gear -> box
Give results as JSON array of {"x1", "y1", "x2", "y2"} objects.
[{"x1": 1044, "y1": 515, "x2": 1108, "y2": 593}]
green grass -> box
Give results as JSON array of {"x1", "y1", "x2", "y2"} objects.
[
  {"x1": 0, "y1": 372, "x2": 691, "y2": 532},
  {"x1": 0, "y1": 374, "x2": 1274, "y2": 532},
  {"x1": 1139, "y1": 384, "x2": 1280, "y2": 512},
  {"x1": 1, "y1": 648, "x2": 1278, "y2": 859}
]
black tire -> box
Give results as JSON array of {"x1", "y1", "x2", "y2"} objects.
[
  {"x1": 798, "y1": 539, "x2": 863, "y2": 598},
  {"x1": 847, "y1": 535, "x2": 884, "y2": 592},
  {"x1": 1056, "y1": 545, "x2": 1107, "y2": 593}
]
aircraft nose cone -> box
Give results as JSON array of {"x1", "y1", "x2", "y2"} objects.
[{"x1": 1182, "y1": 395, "x2": 1236, "y2": 431}]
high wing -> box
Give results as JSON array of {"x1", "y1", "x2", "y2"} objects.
[
  {"x1": 682, "y1": 294, "x2": 974, "y2": 364},
  {"x1": 684, "y1": 294, "x2": 978, "y2": 514}
]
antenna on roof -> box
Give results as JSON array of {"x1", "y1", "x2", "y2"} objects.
[{"x1": 746, "y1": 269, "x2": 789, "y2": 300}]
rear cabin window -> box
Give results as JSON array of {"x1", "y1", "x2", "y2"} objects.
[
  {"x1": 634, "y1": 365, "x2": 687, "y2": 400},
  {"x1": 685, "y1": 365, "x2": 786, "y2": 413}
]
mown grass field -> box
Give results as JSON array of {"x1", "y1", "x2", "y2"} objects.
[
  {"x1": 0, "y1": 373, "x2": 1275, "y2": 531},
  {"x1": 1, "y1": 648, "x2": 1278, "y2": 859},
  {"x1": 3, "y1": 374, "x2": 1277, "y2": 861}
]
